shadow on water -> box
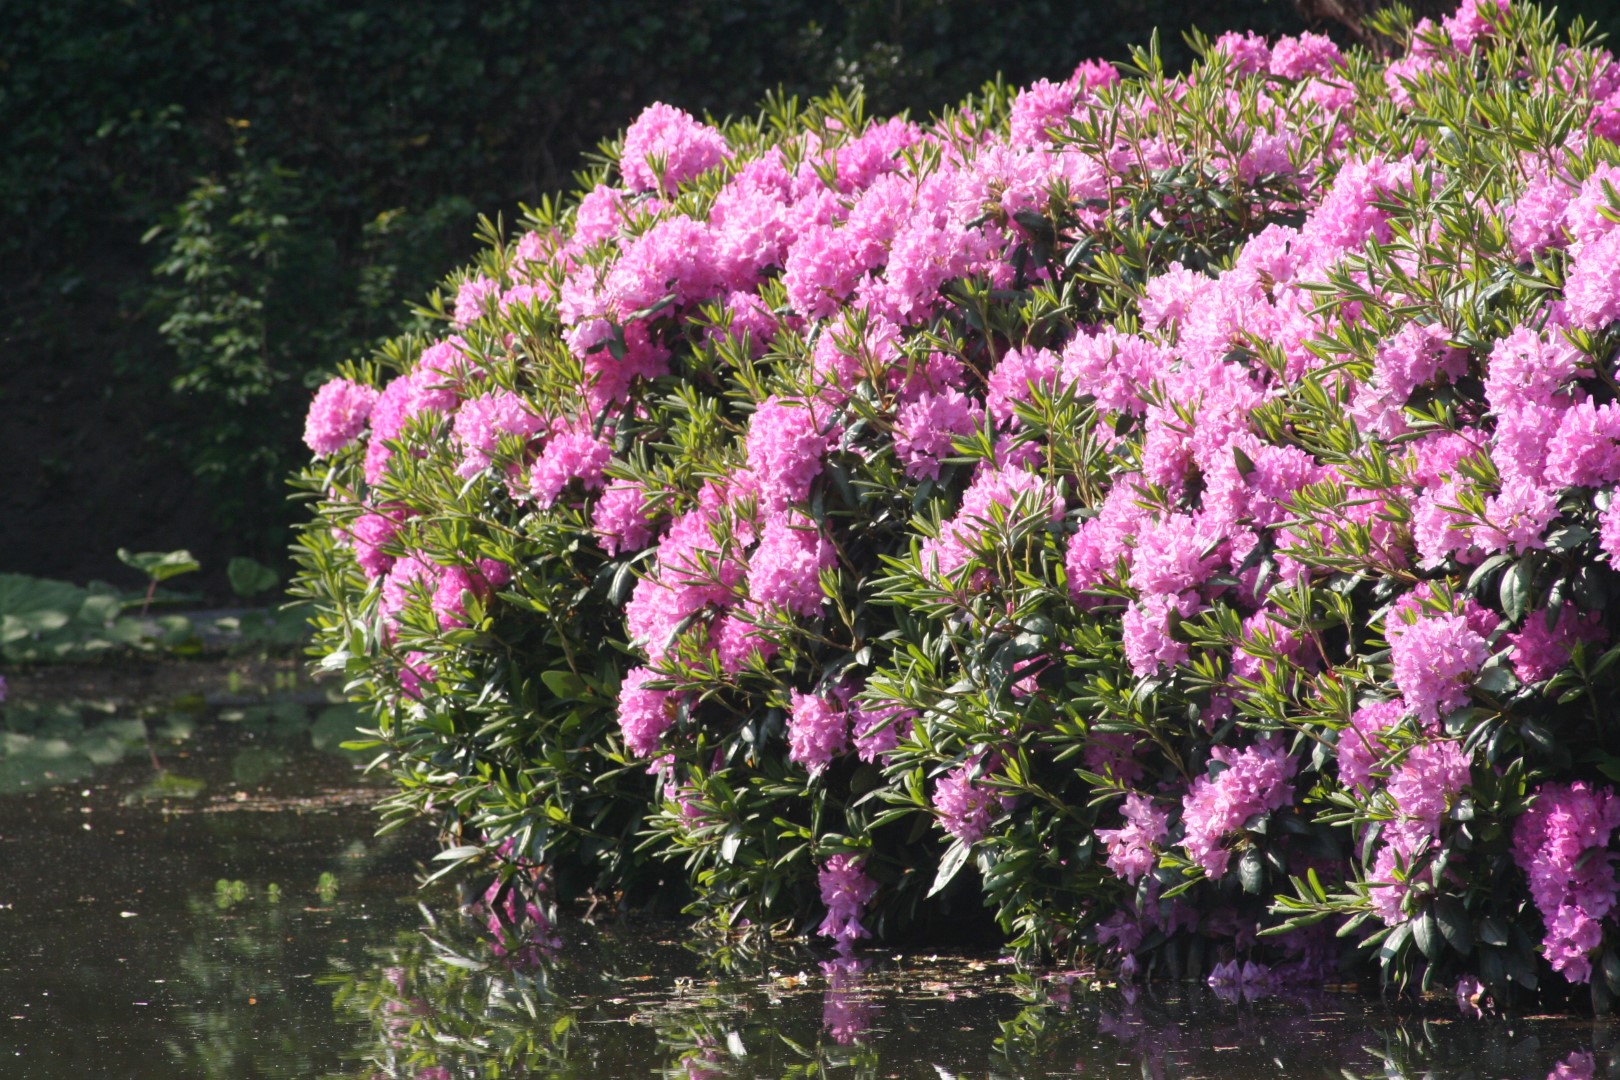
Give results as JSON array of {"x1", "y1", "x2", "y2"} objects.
[{"x1": 3, "y1": 663, "x2": 1620, "y2": 1078}]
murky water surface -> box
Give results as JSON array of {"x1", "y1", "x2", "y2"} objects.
[{"x1": 3, "y1": 661, "x2": 1619, "y2": 1078}]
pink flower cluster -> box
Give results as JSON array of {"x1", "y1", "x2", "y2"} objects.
[
  {"x1": 1179, "y1": 741, "x2": 1297, "y2": 878},
  {"x1": 303, "y1": 377, "x2": 378, "y2": 455},
  {"x1": 1514, "y1": 782, "x2": 1620, "y2": 982},
  {"x1": 817, "y1": 855, "x2": 878, "y2": 951},
  {"x1": 1097, "y1": 793, "x2": 1171, "y2": 883}
]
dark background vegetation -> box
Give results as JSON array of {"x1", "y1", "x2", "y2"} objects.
[{"x1": 3, "y1": 0, "x2": 1613, "y2": 596}]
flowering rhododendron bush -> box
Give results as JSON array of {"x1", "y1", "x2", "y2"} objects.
[{"x1": 294, "y1": 0, "x2": 1620, "y2": 1004}]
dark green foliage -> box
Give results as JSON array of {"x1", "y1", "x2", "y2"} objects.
[{"x1": 0, "y1": 0, "x2": 1315, "y2": 583}]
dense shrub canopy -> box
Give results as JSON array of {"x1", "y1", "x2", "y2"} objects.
[{"x1": 297, "y1": 0, "x2": 1620, "y2": 1006}]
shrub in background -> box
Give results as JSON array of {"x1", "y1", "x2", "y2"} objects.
[{"x1": 296, "y1": 0, "x2": 1620, "y2": 1005}]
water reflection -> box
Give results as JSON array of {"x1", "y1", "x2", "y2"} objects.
[
  {"x1": 0, "y1": 663, "x2": 423, "y2": 1079},
  {"x1": 6, "y1": 667, "x2": 1620, "y2": 1079},
  {"x1": 334, "y1": 910, "x2": 1620, "y2": 1080},
  {"x1": 0, "y1": 660, "x2": 372, "y2": 797}
]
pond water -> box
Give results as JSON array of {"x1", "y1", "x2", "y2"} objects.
[{"x1": 3, "y1": 661, "x2": 1619, "y2": 1078}]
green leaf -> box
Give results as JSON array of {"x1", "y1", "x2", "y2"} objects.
[
  {"x1": 541, "y1": 670, "x2": 587, "y2": 700},
  {"x1": 928, "y1": 839, "x2": 972, "y2": 898},
  {"x1": 1603, "y1": 949, "x2": 1620, "y2": 996},
  {"x1": 1238, "y1": 847, "x2": 1264, "y2": 895},
  {"x1": 1499, "y1": 556, "x2": 1535, "y2": 623},
  {"x1": 1379, "y1": 921, "x2": 1413, "y2": 965},
  {"x1": 433, "y1": 845, "x2": 485, "y2": 862},
  {"x1": 1413, "y1": 911, "x2": 1442, "y2": 961},
  {"x1": 118, "y1": 548, "x2": 201, "y2": 583},
  {"x1": 1433, "y1": 896, "x2": 1473, "y2": 957},
  {"x1": 0, "y1": 574, "x2": 86, "y2": 643},
  {"x1": 226, "y1": 556, "x2": 279, "y2": 598}
]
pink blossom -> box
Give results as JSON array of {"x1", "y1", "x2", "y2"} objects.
[
  {"x1": 1139, "y1": 264, "x2": 1212, "y2": 331},
  {"x1": 1073, "y1": 58, "x2": 1120, "y2": 93},
  {"x1": 1351, "y1": 322, "x2": 1468, "y2": 439},
  {"x1": 706, "y1": 290, "x2": 782, "y2": 356},
  {"x1": 351, "y1": 510, "x2": 401, "y2": 579},
  {"x1": 431, "y1": 564, "x2": 494, "y2": 628},
  {"x1": 304, "y1": 378, "x2": 379, "y2": 455},
  {"x1": 851, "y1": 703, "x2": 912, "y2": 763},
  {"x1": 1507, "y1": 606, "x2": 1606, "y2": 684},
  {"x1": 1083, "y1": 730, "x2": 1144, "y2": 786},
  {"x1": 1097, "y1": 793, "x2": 1170, "y2": 884},
  {"x1": 1514, "y1": 781, "x2": 1620, "y2": 983},
  {"x1": 1388, "y1": 611, "x2": 1490, "y2": 724},
  {"x1": 592, "y1": 479, "x2": 656, "y2": 555},
  {"x1": 1300, "y1": 156, "x2": 1410, "y2": 258},
  {"x1": 1338, "y1": 699, "x2": 1412, "y2": 793},
  {"x1": 398, "y1": 650, "x2": 435, "y2": 701},
  {"x1": 986, "y1": 346, "x2": 1061, "y2": 426},
  {"x1": 606, "y1": 215, "x2": 720, "y2": 313},
  {"x1": 1442, "y1": 0, "x2": 1507, "y2": 52},
  {"x1": 529, "y1": 430, "x2": 613, "y2": 507},
  {"x1": 1367, "y1": 843, "x2": 1414, "y2": 926},
  {"x1": 620, "y1": 103, "x2": 729, "y2": 195},
  {"x1": 1564, "y1": 229, "x2": 1620, "y2": 330},
  {"x1": 1065, "y1": 485, "x2": 1146, "y2": 602},
  {"x1": 451, "y1": 391, "x2": 544, "y2": 479},
  {"x1": 1269, "y1": 32, "x2": 1343, "y2": 79},
  {"x1": 1231, "y1": 608, "x2": 1313, "y2": 684},
  {"x1": 1383, "y1": 739, "x2": 1471, "y2": 854},
  {"x1": 746, "y1": 396, "x2": 832, "y2": 512},
  {"x1": 787, "y1": 689, "x2": 849, "y2": 775},
  {"x1": 833, "y1": 116, "x2": 922, "y2": 190},
  {"x1": 453, "y1": 274, "x2": 498, "y2": 327},
  {"x1": 1060, "y1": 326, "x2": 1163, "y2": 416},
  {"x1": 1473, "y1": 476, "x2": 1558, "y2": 556},
  {"x1": 894, "y1": 388, "x2": 979, "y2": 480},
  {"x1": 920, "y1": 468, "x2": 1061, "y2": 584},
  {"x1": 380, "y1": 554, "x2": 437, "y2": 627},
  {"x1": 364, "y1": 364, "x2": 463, "y2": 483},
  {"x1": 1484, "y1": 324, "x2": 1581, "y2": 414},
  {"x1": 571, "y1": 184, "x2": 627, "y2": 248},
  {"x1": 1411, "y1": 481, "x2": 1476, "y2": 569},
  {"x1": 1179, "y1": 740, "x2": 1297, "y2": 878},
  {"x1": 711, "y1": 609, "x2": 779, "y2": 673},
  {"x1": 1602, "y1": 496, "x2": 1620, "y2": 563},
  {"x1": 1212, "y1": 30, "x2": 1271, "y2": 74},
  {"x1": 747, "y1": 511, "x2": 835, "y2": 616},
  {"x1": 818, "y1": 855, "x2": 879, "y2": 950},
  {"x1": 933, "y1": 762, "x2": 997, "y2": 844},
  {"x1": 624, "y1": 491, "x2": 746, "y2": 663},
  {"x1": 1121, "y1": 591, "x2": 1198, "y2": 675},
  {"x1": 1008, "y1": 78, "x2": 1076, "y2": 146},
  {"x1": 1564, "y1": 161, "x2": 1620, "y2": 247},
  {"x1": 1508, "y1": 170, "x2": 1572, "y2": 259},
  {"x1": 1128, "y1": 512, "x2": 1220, "y2": 597},
  {"x1": 1545, "y1": 399, "x2": 1620, "y2": 488},
  {"x1": 783, "y1": 224, "x2": 867, "y2": 320},
  {"x1": 617, "y1": 667, "x2": 678, "y2": 757}
]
